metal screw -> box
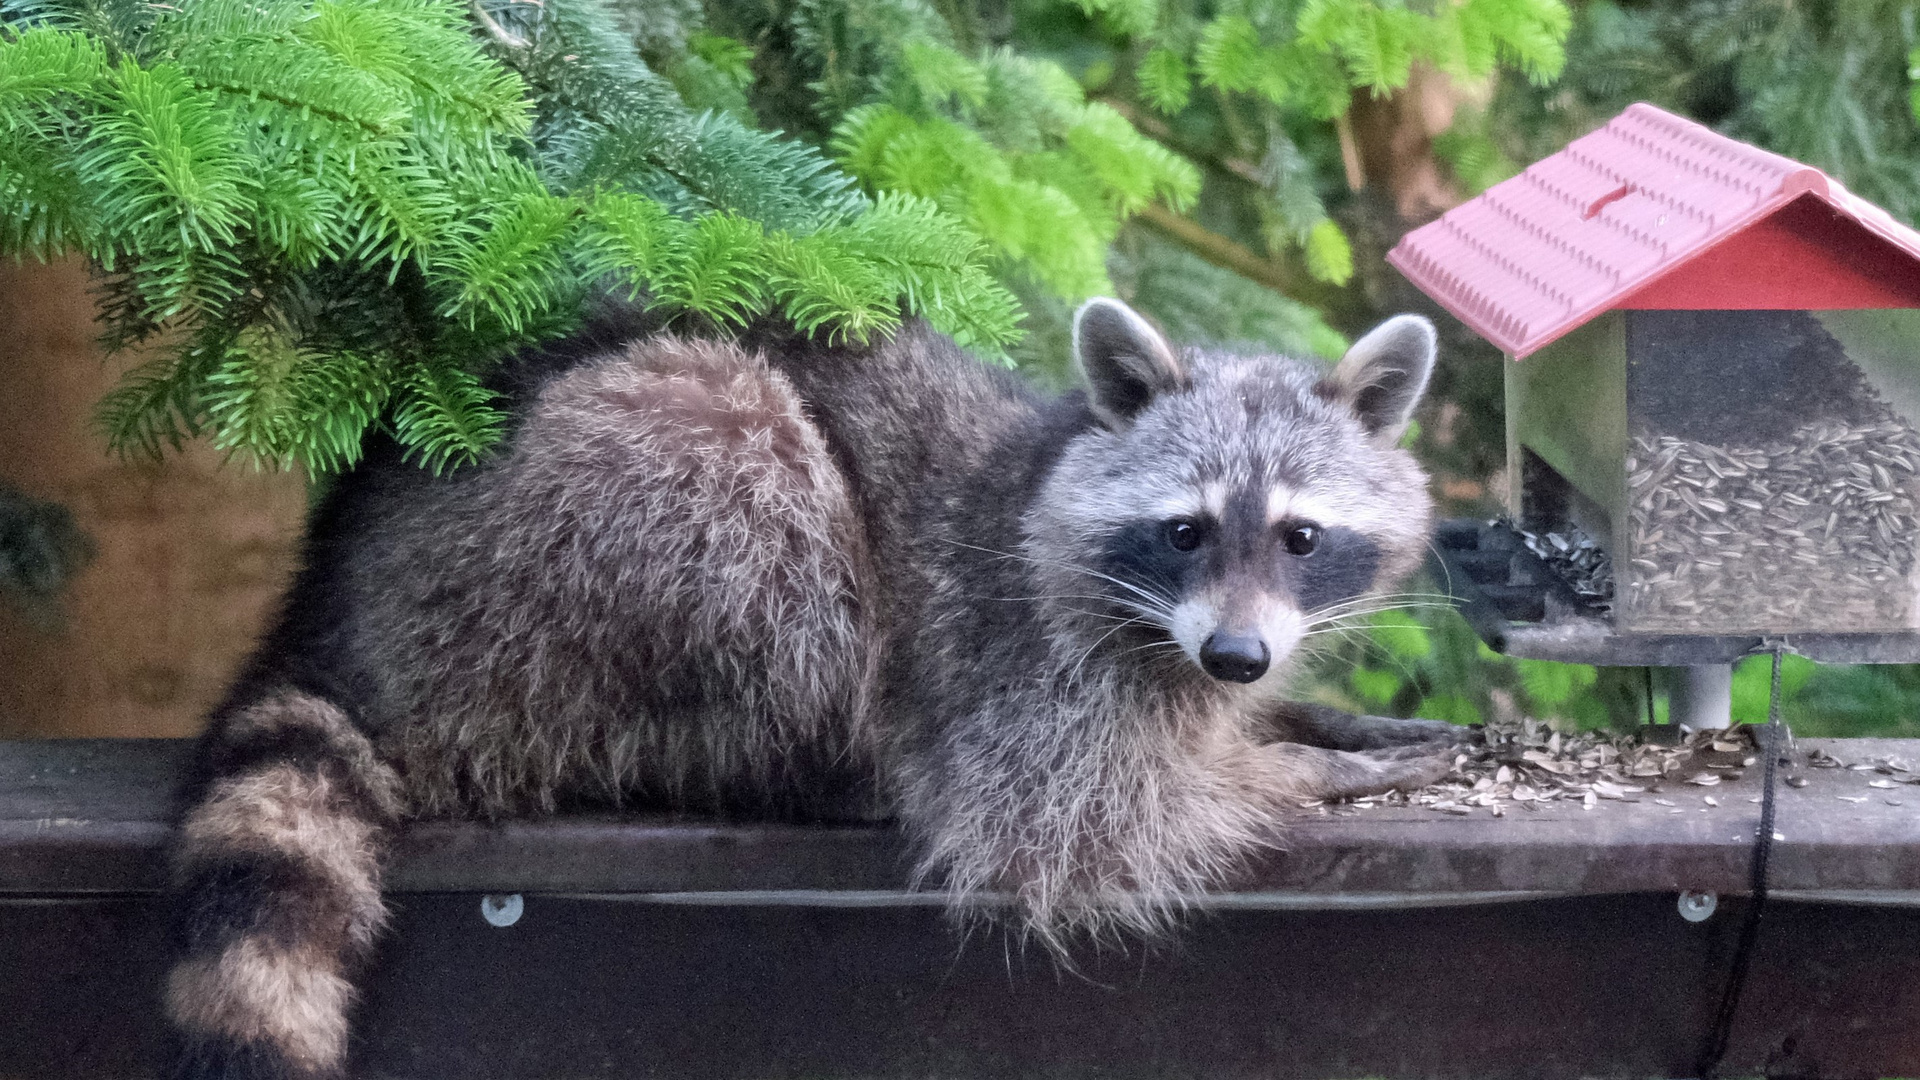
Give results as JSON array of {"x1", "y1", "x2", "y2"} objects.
[
  {"x1": 481, "y1": 893, "x2": 524, "y2": 928},
  {"x1": 1677, "y1": 891, "x2": 1718, "y2": 922}
]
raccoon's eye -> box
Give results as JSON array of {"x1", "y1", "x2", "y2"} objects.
[
  {"x1": 1165, "y1": 519, "x2": 1203, "y2": 552},
  {"x1": 1283, "y1": 522, "x2": 1320, "y2": 556}
]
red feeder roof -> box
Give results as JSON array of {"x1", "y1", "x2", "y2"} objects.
[{"x1": 1387, "y1": 102, "x2": 1920, "y2": 358}]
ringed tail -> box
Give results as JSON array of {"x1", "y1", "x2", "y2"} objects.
[{"x1": 167, "y1": 689, "x2": 403, "y2": 1080}]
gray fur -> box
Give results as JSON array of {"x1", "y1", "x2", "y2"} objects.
[
  {"x1": 1321, "y1": 313, "x2": 1438, "y2": 444},
  {"x1": 1074, "y1": 297, "x2": 1188, "y2": 428},
  {"x1": 359, "y1": 337, "x2": 881, "y2": 820},
  {"x1": 170, "y1": 303, "x2": 1449, "y2": 1076}
]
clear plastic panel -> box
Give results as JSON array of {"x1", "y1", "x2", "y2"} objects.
[{"x1": 1619, "y1": 309, "x2": 1920, "y2": 633}]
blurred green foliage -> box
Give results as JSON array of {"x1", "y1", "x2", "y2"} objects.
[
  {"x1": 1304, "y1": 589, "x2": 1629, "y2": 732},
  {"x1": 1309, "y1": 597, "x2": 1920, "y2": 740}
]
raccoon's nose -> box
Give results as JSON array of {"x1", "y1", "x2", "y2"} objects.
[{"x1": 1199, "y1": 632, "x2": 1269, "y2": 683}]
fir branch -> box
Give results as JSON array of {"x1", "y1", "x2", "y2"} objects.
[
  {"x1": 78, "y1": 60, "x2": 253, "y2": 318},
  {"x1": 649, "y1": 211, "x2": 766, "y2": 326},
  {"x1": 1136, "y1": 47, "x2": 1191, "y2": 115},
  {"x1": 4, "y1": 0, "x2": 1029, "y2": 472},
  {"x1": 431, "y1": 179, "x2": 580, "y2": 334},
  {"x1": 0, "y1": 23, "x2": 108, "y2": 112},
  {"x1": 1112, "y1": 230, "x2": 1347, "y2": 361},
  {"x1": 284, "y1": 349, "x2": 392, "y2": 472},
  {"x1": 573, "y1": 188, "x2": 676, "y2": 295},
  {"x1": 392, "y1": 357, "x2": 504, "y2": 474},
  {"x1": 0, "y1": 136, "x2": 91, "y2": 257},
  {"x1": 764, "y1": 228, "x2": 899, "y2": 342},
  {"x1": 847, "y1": 191, "x2": 1021, "y2": 354},
  {"x1": 1130, "y1": 202, "x2": 1310, "y2": 301},
  {"x1": 172, "y1": 25, "x2": 410, "y2": 139},
  {"x1": 93, "y1": 334, "x2": 216, "y2": 459},
  {"x1": 3, "y1": 0, "x2": 160, "y2": 62},
  {"x1": 1195, "y1": 16, "x2": 1262, "y2": 94},
  {"x1": 201, "y1": 319, "x2": 313, "y2": 466},
  {"x1": 482, "y1": 0, "x2": 861, "y2": 231}
]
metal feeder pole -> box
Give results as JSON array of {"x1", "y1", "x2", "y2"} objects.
[{"x1": 1668, "y1": 664, "x2": 1733, "y2": 730}]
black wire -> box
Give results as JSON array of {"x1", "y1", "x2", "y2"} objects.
[{"x1": 1696, "y1": 646, "x2": 1783, "y2": 1079}]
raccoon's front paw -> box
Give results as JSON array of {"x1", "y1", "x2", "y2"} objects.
[
  {"x1": 1267, "y1": 701, "x2": 1478, "y2": 752},
  {"x1": 1369, "y1": 742, "x2": 1458, "y2": 792},
  {"x1": 1243, "y1": 740, "x2": 1459, "y2": 802},
  {"x1": 1355, "y1": 714, "x2": 1477, "y2": 748},
  {"x1": 1318, "y1": 742, "x2": 1457, "y2": 799}
]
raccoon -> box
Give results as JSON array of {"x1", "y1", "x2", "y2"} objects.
[{"x1": 165, "y1": 298, "x2": 1459, "y2": 1079}]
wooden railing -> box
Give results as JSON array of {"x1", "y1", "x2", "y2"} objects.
[{"x1": 4, "y1": 737, "x2": 1919, "y2": 1079}]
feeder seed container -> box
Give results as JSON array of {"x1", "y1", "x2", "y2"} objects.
[{"x1": 1391, "y1": 103, "x2": 1920, "y2": 637}]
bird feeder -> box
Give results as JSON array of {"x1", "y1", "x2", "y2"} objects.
[{"x1": 1392, "y1": 103, "x2": 1920, "y2": 724}]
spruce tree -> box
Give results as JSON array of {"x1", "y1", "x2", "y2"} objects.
[{"x1": 0, "y1": 0, "x2": 1021, "y2": 473}]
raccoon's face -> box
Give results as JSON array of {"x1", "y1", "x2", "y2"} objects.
[{"x1": 1027, "y1": 299, "x2": 1437, "y2": 692}]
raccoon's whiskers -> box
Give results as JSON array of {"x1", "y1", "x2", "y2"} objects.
[
  {"x1": 1298, "y1": 618, "x2": 1413, "y2": 644},
  {"x1": 989, "y1": 592, "x2": 1174, "y2": 627},
  {"x1": 1314, "y1": 589, "x2": 1452, "y2": 609},
  {"x1": 1065, "y1": 614, "x2": 1161, "y2": 688},
  {"x1": 1305, "y1": 604, "x2": 1442, "y2": 629},
  {"x1": 1307, "y1": 592, "x2": 1451, "y2": 622},
  {"x1": 947, "y1": 540, "x2": 1178, "y2": 622},
  {"x1": 1422, "y1": 537, "x2": 1466, "y2": 602},
  {"x1": 997, "y1": 598, "x2": 1162, "y2": 628},
  {"x1": 1025, "y1": 555, "x2": 1178, "y2": 620},
  {"x1": 1298, "y1": 625, "x2": 1376, "y2": 643},
  {"x1": 1301, "y1": 598, "x2": 1449, "y2": 639},
  {"x1": 1120, "y1": 640, "x2": 1190, "y2": 670}
]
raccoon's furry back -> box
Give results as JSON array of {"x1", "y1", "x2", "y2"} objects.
[{"x1": 236, "y1": 334, "x2": 883, "y2": 821}]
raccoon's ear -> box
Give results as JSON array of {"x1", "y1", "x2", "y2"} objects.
[
  {"x1": 1074, "y1": 298, "x2": 1186, "y2": 428},
  {"x1": 1322, "y1": 314, "x2": 1436, "y2": 445}
]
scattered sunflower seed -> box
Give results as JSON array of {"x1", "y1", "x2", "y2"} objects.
[{"x1": 1319, "y1": 718, "x2": 1772, "y2": 819}]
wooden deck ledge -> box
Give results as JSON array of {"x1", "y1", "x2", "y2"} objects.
[
  {"x1": 7, "y1": 738, "x2": 1920, "y2": 1079},
  {"x1": 6, "y1": 737, "x2": 1920, "y2": 900}
]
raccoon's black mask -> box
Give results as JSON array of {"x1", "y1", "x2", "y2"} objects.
[{"x1": 1027, "y1": 299, "x2": 1438, "y2": 690}]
